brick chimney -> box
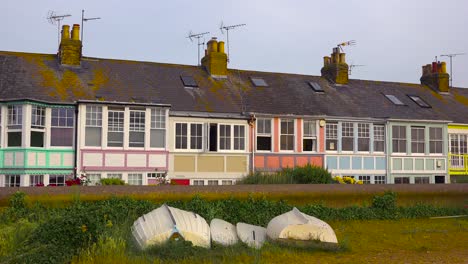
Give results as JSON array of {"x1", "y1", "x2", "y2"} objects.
[
  {"x1": 201, "y1": 37, "x2": 228, "y2": 77},
  {"x1": 321, "y1": 47, "x2": 349, "y2": 85},
  {"x1": 59, "y1": 24, "x2": 82, "y2": 66},
  {"x1": 420, "y1": 61, "x2": 449, "y2": 93}
]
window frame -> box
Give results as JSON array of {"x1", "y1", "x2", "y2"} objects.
[
  {"x1": 150, "y1": 108, "x2": 166, "y2": 149},
  {"x1": 29, "y1": 175, "x2": 44, "y2": 186},
  {"x1": 256, "y1": 118, "x2": 272, "y2": 152},
  {"x1": 302, "y1": 120, "x2": 317, "y2": 152},
  {"x1": 280, "y1": 119, "x2": 295, "y2": 152},
  {"x1": 127, "y1": 173, "x2": 143, "y2": 185},
  {"x1": 7, "y1": 105, "x2": 23, "y2": 147},
  {"x1": 341, "y1": 122, "x2": 354, "y2": 152},
  {"x1": 357, "y1": 123, "x2": 370, "y2": 152},
  {"x1": 129, "y1": 109, "x2": 146, "y2": 148},
  {"x1": 325, "y1": 122, "x2": 338, "y2": 152},
  {"x1": 218, "y1": 124, "x2": 246, "y2": 152},
  {"x1": 51, "y1": 108, "x2": 75, "y2": 147},
  {"x1": 373, "y1": 125, "x2": 385, "y2": 153},
  {"x1": 392, "y1": 125, "x2": 407, "y2": 154},
  {"x1": 429, "y1": 127, "x2": 443, "y2": 155},
  {"x1": 411, "y1": 126, "x2": 425, "y2": 155},
  {"x1": 5, "y1": 175, "x2": 21, "y2": 187},
  {"x1": 107, "y1": 107, "x2": 125, "y2": 147},
  {"x1": 174, "y1": 122, "x2": 204, "y2": 152},
  {"x1": 49, "y1": 175, "x2": 66, "y2": 186},
  {"x1": 85, "y1": 105, "x2": 103, "y2": 147}
]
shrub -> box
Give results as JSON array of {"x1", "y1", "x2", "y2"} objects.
[
  {"x1": 239, "y1": 164, "x2": 333, "y2": 184},
  {"x1": 100, "y1": 178, "x2": 126, "y2": 185}
]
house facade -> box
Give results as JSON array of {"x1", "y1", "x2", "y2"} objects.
[{"x1": 1, "y1": 24, "x2": 468, "y2": 186}]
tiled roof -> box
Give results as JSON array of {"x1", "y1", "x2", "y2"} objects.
[{"x1": 1, "y1": 50, "x2": 468, "y2": 123}]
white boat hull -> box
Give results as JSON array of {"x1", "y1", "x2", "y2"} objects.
[
  {"x1": 210, "y1": 218, "x2": 239, "y2": 246},
  {"x1": 236, "y1": 222, "x2": 267, "y2": 249}
]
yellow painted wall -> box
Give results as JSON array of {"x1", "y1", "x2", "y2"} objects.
[
  {"x1": 174, "y1": 156, "x2": 196, "y2": 172},
  {"x1": 226, "y1": 156, "x2": 247, "y2": 173},
  {"x1": 198, "y1": 156, "x2": 224, "y2": 172}
]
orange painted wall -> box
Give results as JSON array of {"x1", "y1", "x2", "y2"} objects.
[{"x1": 319, "y1": 126, "x2": 325, "y2": 152}]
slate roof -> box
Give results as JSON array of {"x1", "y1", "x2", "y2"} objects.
[{"x1": 1, "y1": 50, "x2": 468, "y2": 123}]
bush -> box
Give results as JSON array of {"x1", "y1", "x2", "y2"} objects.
[
  {"x1": 100, "y1": 178, "x2": 126, "y2": 185},
  {"x1": 239, "y1": 164, "x2": 333, "y2": 184}
]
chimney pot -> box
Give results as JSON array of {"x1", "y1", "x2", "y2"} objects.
[
  {"x1": 339, "y1": 53, "x2": 346, "y2": 64},
  {"x1": 432, "y1": 62, "x2": 438, "y2": 73},
  {"x1": 61, "y1": 25, "x2": 70, "y2": 40},
  {"x1": 218, "y1": 41, "x2": 225, "y2": 54}
]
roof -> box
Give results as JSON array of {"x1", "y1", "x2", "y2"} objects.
[{"x1": 1, "y1": 50, "x2": 468, "y2": 123}]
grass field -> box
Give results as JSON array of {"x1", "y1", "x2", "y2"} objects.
[{"x1": 69, "y1": 218, "x2": 468, "y2": 264}]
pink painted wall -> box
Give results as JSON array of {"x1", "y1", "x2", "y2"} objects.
[
  {"x1": 319, "y1": 126, "x2": 325, "y2": 152},
  {"x1": 296, "y1": 118, "x2": 302, "y2": 152},
  {"x1": 273, "y1": 118, "x2": 279, "y2": 152}
]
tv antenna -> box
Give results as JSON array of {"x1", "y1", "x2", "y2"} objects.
[
  {"x1": 187, "y1": 31, "x2": 210, "y2": 66},
  {"x1": 47, "y1": 11, "x2": 71, "y2": 47},
  {"x1": 349, "y1": 64, "x2": 365, "y2": 75},
  {"x1": 81, "y1": 9, "x2": 101, "y2": 50},
  {"x1": 440, "y1": 53, "x2": 465, "y2": 88},
  {"x1": 337, "y1": 40, "x2": 356, "y2": 52},
  {"x1": 220, "y1": 22, "x2": 246, "y2": 62}
]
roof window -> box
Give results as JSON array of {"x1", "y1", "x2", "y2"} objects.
[
  {"x1": 250, "y1": 77, "x2": 268, "y2": 87},
  {"x1": 384, "y1": 94, "x2": 405, "y2": 105},
  {"x1": 308, "y1": 81, "x2": 324, "y2": 92},
  {"x1": 180, "y1": 75, "x2": 198, "y2": 87},
  {"x1": 408, "y1": 95, "x2": 431, "y2": 108}
]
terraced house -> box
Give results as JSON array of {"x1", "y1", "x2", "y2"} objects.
[{"x1": 1, "y1": 23, "x2": 468, "y2": 186}]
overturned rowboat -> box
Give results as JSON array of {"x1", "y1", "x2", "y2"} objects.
[
  {"x1": 266, "y1": 207, "x2": 338, "y2": 245},
  {"x1": 210, "y1": 218, "x2": 239, "y2": 246},
  {"x1": 236, "y1": 222, "x2": 267, "y2": 249},
  {"x1": 132, "y1": 204, "x2": 211, "y2": 249}
]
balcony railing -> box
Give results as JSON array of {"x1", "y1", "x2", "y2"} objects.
[{"x1": 449, "y1": 153, "x2": 468, "y2": 175}]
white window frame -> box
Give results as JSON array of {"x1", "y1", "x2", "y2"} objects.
[
  {"x1": 128, "y1": 173, "x2": 143, "y2": 185},
  {"x1": 256, "y1": 118, "x2": 272, "y2": 152},
  {"x1": 357, "y1": 123, "x2": 370, "y2": 152},
  {"x1": 207, "y1": 180, "x2": 219, "y2": 186},
  {"x1": 341, "y1": 122, "x2": 354, "y2": 152},
  {"x1": 5, "y1": 175, "x2": 21, "y2": 187},
  {"x1": 87, "y1": 173, "x2": 102, "y2": 186},
  {"x1": 107, "y1": 108, "x2": 125, "y2": 147},
  {"x1": 174, "y1": 122, "x2": 204, "y2": 151},
  {"x1": 302, "y1": 120, "x2": 317, "y2": 152},
  {"x1": 326, "y1": 122, "x2": 338, "y2": 152},
  {"x1": 392, "y1": 125, "x2": 407, "y2": 154},
  {"x1": 218, "y1": 124, "x2": 246, "y2": 152},
  {"x1": 374, "y1": 175, "x2": 386, "y2": 184},
  {"x1": 373, "y1": 125, "x2": 385, "y2": 153},
  {"x1": 280, "y1": 119, "x2": 295, "y2": 152},
  {"x1": 150, "y1": 108, "x2": 166, "y2": 149},
  {"x1": 85, "y1": 105, "x2": 103, "y2": 147},
  {"x1": 411, "y1": 126, "x2": 425, "y2": 155},
  {"x1": 107, "y1": 173, "x2": 122, "y2": 179},
  {"x1": 429, "y1": 127, "x2": 443, "y2": 155},
  {"x1": 49, "y1": 175, "x2": 66, "y2": 186},
  {"x1": 193, "y1": 180, "x2": 204, "y2": 186},
  {"x1": 358, "y1": 175, "x2": 371, "y2": 184},
  {"x1": 29, "y1": 175, "x2": 44, "y2": 186},
  {"x1": 129, "y1": 109, "x2": 145, "y2": 148},
  {"x1": 7, "y1": 105, "x2": 23, "y2": 147},
  {"x1": 51, "y1": 108, "x2": 74, "y2": 147}
]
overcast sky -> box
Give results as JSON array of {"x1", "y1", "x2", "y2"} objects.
[{"x1": 2, "y1": 0, "x2": 468, "y2": 87}]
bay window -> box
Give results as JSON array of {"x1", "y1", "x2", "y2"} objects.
[
  {"x1": 357, "y1": 123, "x2": 370, "y2": 152},
  {"x1": 85, "y1": 106, "x2": 102, "y2": 147},
  {"x1": 392, "y1": 125, "x2": 406, "y2": 153},
  {"x1": 374, "y1": 125, "x2": 385, "y2": 152},
  {"x1": 280, "y1": 119, "x2": 294, "y2": 151},
  {"x1": 150, "y1": 108, "x2": 166, "y2": 148},
  {"x1": 7, "y1": 105, "x2": 22, "y2": 147},
  {"x1": 411, "y1": 126, "x2": 425, "y2": 154},
  {"x1": 303, "y1": 120, "x2": 316, "y2": 152},
  {"x1": 256, "y1": 118, "x2": 271, "y2": 151},
  {"x1": 429, "y1": 127, "x2": 443, "y2": 154},
  {"x1": 129, "y1": 109, "x2": 145, "y2": 147},
  {"x1": 326, "y1": 122, "x2": 338, "y2": 151},
  {"x1": 51, "y1": 108, "x2": 74, "y2": 147}
]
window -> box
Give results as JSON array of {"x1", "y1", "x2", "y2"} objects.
[
  {"x1": 31, "y1": 106, "x2": 45, "y2": 128},
  {"x1": 193, "y1": 180, "x2": 204, "y2": 186},
  {"x1": 51, "y1": 108, "x2": 74, "y2": 146},
  {"x1": 151, "y1": 108, "x2": 166, "y2": 148},
  {"x1": 128, "y1": 173, "x2": 143, "y2": 185},
  {"x1": 175, "y1": 123, "x2": 203, "y2": 150},
  {"x1": 256, "y1": 118, "x2": 271, "y2": 151},
  {"x1": 408, "y1": 95, "x2": 430, "y2": 108},
  {"x1": 429, "y1": 127, "x2": 443, "y2": 154},
  {"x1": 7, "y1": 105, "x2": 22, "y2": 147},
  {"x1": 129, "y1": 109, "x2": 145, "y2": 147},
  {"x1": 374, "y1": 175, "x2": 386, "y2": 184},
  {"x1": 180, "y1": 75, "x2": 198, "y2": 87},
  {"x1": 411, "y1": 127, "x2": 425, "y2": 154},
  {"x1": 374, "y1": 125, "x2": 385, "y2": 152},
  {"x1": 326, "y1": 123, "x2": 338, "y2": 151},
  {"x1": 250, "y1": 77, "x2": 268, "y2": 87},
  {"x1": 308, "y1": 81, "x2": 324, "y2": 92},
  {"x1": 219, "y1": 125, "x2": 231, "y2": 150},
  {"x1": 415, "y1": 177, "x2": 430, "y2": 184},
  {"x1": 394, "y1": 177, "x2": 410, "y2": 184},
  {"x1": 358, "y1": 175, "x2": 371, "y2": 184},
  {"x1": 147, "y1": 173, "x2": 165, "y2": 178},
  {"x1": 107, "y1": 108, "x2": 124, "y2": 147},
  {"x1": 30, "y1": 175, "x2": 44, "y2": 186},
  {"x1": 392, "y1": 126, "x2": 406, "y2": 153},
  {"x1": 303, "y1": 120, "x2": 317, "y2": 152},
  {"x1": 280, "y1": 119, "x2": 294, "y2": 151},
  {"x1": 357, "y1": 123, "x2": 370, "y2": 152},
  {"x1": 49, "y1": 175, "x2": 65, "y2": 186},
  {"x1": 87, "y1": 173, "x2": 101, "y2": 186},
  {"x1": 234, "y1": 125, "x2": 245, "y2": 150},
  {"x1": 222, "y1": 180, "x2": 233, "y2": 185},
  {"x1": 207, "y1": 180, "x2": 219, "y2": 186},
  {"x1": 5, "y1": 175, "x2": 20, "y2": 187},
  {"x1": 450, "y1": 134, "x2": 467, "y2": 168},
  {"x1": 384, "y1": 94, "x2": 405, "y2": 105},
  {"x1": 85, "y1": 106, "x2": 102, "y2": 146},
  {"x1": 107, "y1": 173, "x2": 122, "y2": 179},
  {"x1": 342, "y1": 122, "x2": 354, "y2": 151}
]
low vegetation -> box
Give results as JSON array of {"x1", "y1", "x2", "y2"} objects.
[
  {"x1": 100, "y1": 178, "x2": 126, "y2": 185},
  {"x1": 0, "y1": 191, "x2": 467, "y2": 263},
  {"x1": 239, "y1": 164, "x2": 334, "y2": 184}
]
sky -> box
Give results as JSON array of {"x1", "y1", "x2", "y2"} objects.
[{"x1": 2, "y1": 0, "x2": 468, "y2": 87}]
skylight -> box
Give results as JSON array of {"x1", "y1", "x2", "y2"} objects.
[
  {"x1": 384, "y1": 94, "x2": 405, "y2": 105},
  {"x1": 408, "y1": 95, "x2": 431, "y2": 108},
  {"x1": 250, "y1": 77, "x2": 268, "y2": 87},
  {"x1": 180, "y1": 75, "x2": 198, "y2": 87},
  {"x1": 308, "y1": 81, "x2": 324, "y2": 92}
]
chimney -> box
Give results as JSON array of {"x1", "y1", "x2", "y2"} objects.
[
  {"x1": 58, "y1": 24, "x2": 82, "y2": 66},
  {"x1": 420, "y1": 61, "x2": 449, "y2": 92},
  {"x1": 201, "y1": 37, "x2": 228, "y2": 77},
  {"x1": 321, "y1": 47, "x2": 349, "y2": 84}
]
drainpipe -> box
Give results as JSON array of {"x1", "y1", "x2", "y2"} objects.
[
  {"x1": 249, "y1": 114, "x2": 256, "y2": 173},
  {"x1": 73, "y1": 104, "x2": 79, "y2": 179}
]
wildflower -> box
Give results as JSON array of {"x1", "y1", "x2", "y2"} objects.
[{"x1": 81, "y1": 224, "x2": 87, "y2": 233}]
